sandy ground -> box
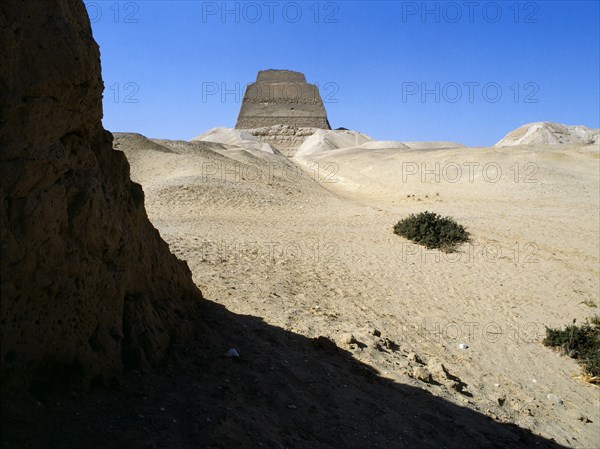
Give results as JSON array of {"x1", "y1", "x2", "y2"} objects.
[
  {"x1": 117, "y1": 134, "x2": 600, "y2": 447},
  {"x1": 3, "y1": 133, "x2": 597, "y2": 449}
]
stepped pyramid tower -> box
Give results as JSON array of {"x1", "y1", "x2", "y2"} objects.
[
  {"x1": 235, "y1": 69, "x2": 331, "y2": 129},
  {"x1": 234, "y1": 70, "x2": 331, "y2": 155}
]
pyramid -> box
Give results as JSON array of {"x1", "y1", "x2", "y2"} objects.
[{"x1": 235, "y1": 69, "x2": 331, "y2": 130}]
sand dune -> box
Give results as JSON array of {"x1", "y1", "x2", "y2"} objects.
[
  {"x1": 495, "y1": 122, "x2": 599, "y2": 147},
  {"x1": 402, "y1": 141, "x2": 466, "y2": 150},
  {"x1": 294, "y1": 129, "x2": 467, "y2": 158},
  {"x1": 192, "y1": 126, "x2": 282, "y2": 155},
  {"x1": 113, "y1": 131, "x2": 600, "y2": 448}
]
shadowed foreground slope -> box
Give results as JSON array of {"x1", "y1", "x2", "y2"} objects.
[{"x1": 1, "y1": 300, "x2": 570, "y2": 449}]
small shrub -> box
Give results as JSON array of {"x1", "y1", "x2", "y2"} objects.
[
  {"x1": 393, "y1": 211, "x2": 469, "y2": 252},
  {"x1": 543, "y1": 316, "x2": 600, "y2": 381}
]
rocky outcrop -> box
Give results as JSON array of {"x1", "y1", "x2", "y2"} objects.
[
  {"x1": 495, "y1": 122, "x2": 599, "y2": 147},
  {"x1": 0, "y1": 0, "x2": 201, "y2": 396}
]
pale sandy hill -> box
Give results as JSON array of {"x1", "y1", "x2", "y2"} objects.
[
  {"x1": 116, "y1": 132, "x2": 329, "y2": 210},
  {"x1": 192, "y1": 126, "x2": 282, "y2": 155},
  {"x1": 294, "y1": 129, "x2": 373, "y2": 157},
  {"x1": 358, "y1": 140, "x2": 409, "y2": 150},
  {"x1": 192, "y1": 126, "x2": 256, "y2": 144},
  {"x1": 295, "y1": 129, "x2": 467, "y2": 157},
  {"x1": 356, "y1": 141, "x2": 466, "y2": 150},
  {"x1": 113, "y1": 132, "x2": 178, "y2": 153},
  {"x1": 111, "y1": 133, "x2": 600, "y2": 448},
  {"x1": 402, "y1": 141, "x2": 466, "y2": 150},
  {"x1": 194, "y1": 127, "x2": 468, "y2": 158},
  {"x1": 495, "y1": 122, "x2": 599, "y2": 147},
  {"x1": 151, "y1": 137, "x2": 229, "y2": 154}
]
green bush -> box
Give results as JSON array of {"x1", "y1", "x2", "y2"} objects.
[
  {"x1": 393, "y1": 211, "x2": 469, "y2": 252},
  {"x1": 543, "y1": 316, "x2": 600, "y2": 380}
]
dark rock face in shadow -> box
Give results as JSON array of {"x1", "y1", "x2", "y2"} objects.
[
  {"x1": 0, "y1": 0, "x2": 201, "y2": 396},
  {"x1": 1, "y1": 301, "x2": 570, "y2": 449}
]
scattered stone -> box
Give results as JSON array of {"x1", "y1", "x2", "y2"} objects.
[
  {"x1": 547, "y1": 394, "x2": 563, "y2": 405},
  {"x1": 380, "y1": 338, "x2": 397, "y2": 350},
  {"x1": 224, "y1": 348, "x2": 240, "y2": 358},
  {"x1": 426, "y1": 358, "x2": 466, "y2": 392},
  {"x1": 412, "y1": 366, "x2": 432, "y2": 383},
  {"x1": 287, "y1": 404, "x2": 297, "y2": 410},
  {"x1": 449, "y1": 381, "x2": 465, "y2": 392},
  {"x1": 339, "y1": 333, "x2": 357, "y2": 345},
  {"x1": 427, "y1": 359, "x2": 449, "y2": 381},
  {"x1": 407, "y1": 352, "x2": 423, "y2": 364},
  {"x1": 458, "y1": 343, "x2": 469, "y2": 350},
  {"x1": 566, "y1": 409, "x2": 590, "y2": 422},
  {"x1": 372, "y1": 329, "x2": 382, "y2": 337},
  {"x1": 313, "y1": 336, "x2": 338, "y2": 352}
]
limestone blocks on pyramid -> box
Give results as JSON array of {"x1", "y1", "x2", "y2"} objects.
[{"x1": 235, "y1": 69, "x2": 331, "y2": 130}]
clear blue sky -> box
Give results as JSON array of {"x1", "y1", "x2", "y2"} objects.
[{"x1": 86, "y1": 1, "x2": 599, "y2": 146}]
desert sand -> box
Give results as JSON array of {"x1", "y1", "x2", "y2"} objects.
[{"x1": 110, "y1": 129, "x2": 599, "y2": 447}]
